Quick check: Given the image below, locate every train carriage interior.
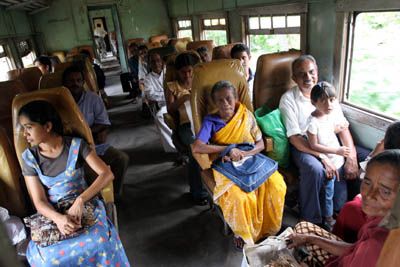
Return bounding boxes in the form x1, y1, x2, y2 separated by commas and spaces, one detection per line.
0, 0, 399, 266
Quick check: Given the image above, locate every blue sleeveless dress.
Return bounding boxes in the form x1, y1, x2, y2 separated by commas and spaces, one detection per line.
22, 138, 130, 267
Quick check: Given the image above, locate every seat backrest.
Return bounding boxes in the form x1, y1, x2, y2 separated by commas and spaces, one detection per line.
146, 42, 163, 49
127, 38, 145, 57
377, 228, 400, 266
19, 67, 42, 92
0, 80, 27, 141
7, 67, 42, 92
149, 46, 177, 62
187, 40, 215, 54
12, 87, 94, 168
53, 61, 73, 73
51, 51, 66, 63
7, 69, 21, 81
173, 37, 192, 53
78, 45, 96, 60
0, 127, 28, 217
253, 50, 302, 110
191, 59, 252, 134
38, 71, 64, 89
149, 34, 169, 44
212, 42, 241, 60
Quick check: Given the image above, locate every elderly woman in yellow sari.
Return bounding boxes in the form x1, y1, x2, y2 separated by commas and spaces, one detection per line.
192, 80, 287, 249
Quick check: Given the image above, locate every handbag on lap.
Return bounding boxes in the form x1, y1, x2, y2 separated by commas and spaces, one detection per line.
24, 198, 97, 247
212, 143, 278, 192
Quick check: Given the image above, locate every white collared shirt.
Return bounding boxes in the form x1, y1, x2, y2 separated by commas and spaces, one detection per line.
279, 86, 348, 138
143, 69, 166, 106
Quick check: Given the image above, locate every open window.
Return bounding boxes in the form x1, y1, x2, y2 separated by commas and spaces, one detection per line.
176, 19, 193, 39
200, 16, 228, 46
0, 44, 13, 81
16, 39, 36, 67
341, 11, 400, 119
240, 4, 306, 71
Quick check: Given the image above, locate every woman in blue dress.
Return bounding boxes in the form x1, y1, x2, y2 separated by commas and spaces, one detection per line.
19, 100, 130, 266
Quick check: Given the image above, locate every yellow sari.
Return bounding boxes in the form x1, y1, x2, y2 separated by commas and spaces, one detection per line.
211, 103, 287, 244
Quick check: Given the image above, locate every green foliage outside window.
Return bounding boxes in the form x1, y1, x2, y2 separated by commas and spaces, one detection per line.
347, 12, 400, 118
204, 30, 227, 46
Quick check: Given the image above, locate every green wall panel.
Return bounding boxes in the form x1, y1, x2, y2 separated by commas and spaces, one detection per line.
31, 0, 171, 53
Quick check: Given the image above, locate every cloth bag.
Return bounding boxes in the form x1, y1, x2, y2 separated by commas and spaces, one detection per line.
212, 143, 278, 192
24, 198, 96, 247
255, 106, 290, 168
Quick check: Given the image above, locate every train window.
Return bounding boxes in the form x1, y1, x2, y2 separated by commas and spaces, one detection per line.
176, 19, 193, 39
245, 14, 302, 70
17, 40, 36, 67
201, 17, 227, 46
344, 11, 400, 119
0, 44, 13, 81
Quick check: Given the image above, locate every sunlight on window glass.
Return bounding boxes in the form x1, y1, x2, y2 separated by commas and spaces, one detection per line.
178, 21, 185, 28
273, 16, 286, 28
204, 19, 211, 26
220, 18, 226, 25
22, 51, 35, 67
204, 30, 227, 46
0, 45, 4, 53
347, 12, 400, 118
260, 17, 271, 29
178, 29, 193, 39
211, 19, 219, 26
249, 17, 259, 29
287, 15, 300, 27
248, 34, 300, 71
0, 56, 12, 82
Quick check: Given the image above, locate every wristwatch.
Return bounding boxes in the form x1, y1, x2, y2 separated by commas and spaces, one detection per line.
319, 153, 328, 160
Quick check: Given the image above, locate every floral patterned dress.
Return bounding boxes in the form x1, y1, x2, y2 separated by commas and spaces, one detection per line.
23, 138, 130, 267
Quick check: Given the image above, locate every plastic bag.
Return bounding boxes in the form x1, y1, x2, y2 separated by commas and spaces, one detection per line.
255, 106, 290, 168
0, 207, 26, 245
242, 228, 301, 267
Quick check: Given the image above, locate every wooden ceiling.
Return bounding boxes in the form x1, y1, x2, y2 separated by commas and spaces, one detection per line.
0, 0, 52, 14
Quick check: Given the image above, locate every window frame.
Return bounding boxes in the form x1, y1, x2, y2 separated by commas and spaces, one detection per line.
173, 17, 194, 40
14, 37, 37, 68
199, 13, 229, 44
238, 3, 307, 52
334, 2, 400, 123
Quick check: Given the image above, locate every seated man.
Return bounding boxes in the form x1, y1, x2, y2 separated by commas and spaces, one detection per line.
62, 65, 129, 198
279, 55, 367, 227
34, 55, 52, 75
127, 43, 141, 99
230, 43, 254, 101
143, 51, 176, 153
196, 46, 211, 63
137, 45, 149, 81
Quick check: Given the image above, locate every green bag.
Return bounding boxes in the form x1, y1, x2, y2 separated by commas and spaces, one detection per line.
255, 106, 290, 168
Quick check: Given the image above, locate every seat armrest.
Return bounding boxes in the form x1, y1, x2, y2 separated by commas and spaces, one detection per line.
190, 144, 212, 170
263, 135, 274, 152
100, 181, 114, 203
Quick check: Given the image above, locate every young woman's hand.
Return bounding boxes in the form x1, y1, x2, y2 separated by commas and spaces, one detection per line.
67, 197, 84, 225
54, 214, 81, 235
336, 146, 350, 157
321, 157, 339, 180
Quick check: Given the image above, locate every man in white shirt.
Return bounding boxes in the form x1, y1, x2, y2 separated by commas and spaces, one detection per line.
143, 51, 176, 153
279, 55, 366, 225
